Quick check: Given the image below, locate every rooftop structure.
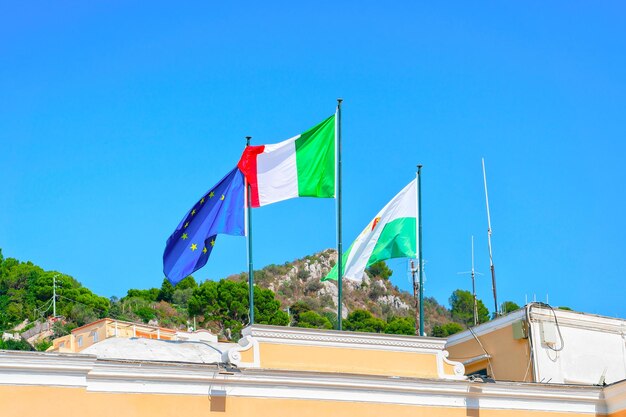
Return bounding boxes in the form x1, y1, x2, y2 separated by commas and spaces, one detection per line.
48, 318, 216, 353
2, 323, 626, 416
446, 303, 626, 385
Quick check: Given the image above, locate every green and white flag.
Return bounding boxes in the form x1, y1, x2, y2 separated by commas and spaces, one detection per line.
324, 178, 417, 282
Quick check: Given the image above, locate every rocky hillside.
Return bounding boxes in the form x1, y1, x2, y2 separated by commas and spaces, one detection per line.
228, 249, 454, 334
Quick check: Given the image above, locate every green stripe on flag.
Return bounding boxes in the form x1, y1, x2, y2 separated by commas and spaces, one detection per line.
322, 217, 415, 281
367, 217, 416, 264
295, 114, 335, 198
322, 242, 352, 281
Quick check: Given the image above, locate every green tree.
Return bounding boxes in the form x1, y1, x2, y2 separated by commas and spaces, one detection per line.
0, 338, 33, 351
125, 288, 159, 302
385, 317, 415, 335
449, 289, 490, 326
344, 310, 386, 333
34, 339, 53, 351
172, 288, 194, 306
366, 261, 392, 280
322, 311, 338, 329
296, 311, 333, 329
431, 322, 464, 338
176, 276, 198, 291
289, 301, 312, 324
188, 279, 287, 340
501, 301, 520, 314
157, 278, 175, 303
135, 306, 157, 323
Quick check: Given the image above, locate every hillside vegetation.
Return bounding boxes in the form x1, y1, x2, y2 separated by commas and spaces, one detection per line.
0, 248, 506, 348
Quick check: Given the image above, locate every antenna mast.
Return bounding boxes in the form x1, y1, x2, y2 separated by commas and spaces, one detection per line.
410, 260, 419, 335
482, 158, 499, 317
471, 236, 478, 326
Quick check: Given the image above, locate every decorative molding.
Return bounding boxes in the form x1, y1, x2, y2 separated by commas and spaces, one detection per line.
0, 351, 610, 414
437, 350, 466, 380
243, 325, 447, 352
0, 350, 96, 388
227, 335, 259, 368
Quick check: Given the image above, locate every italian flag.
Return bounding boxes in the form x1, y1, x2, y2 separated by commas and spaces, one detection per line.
237, 115, 336, 208
324, 179, 418, 282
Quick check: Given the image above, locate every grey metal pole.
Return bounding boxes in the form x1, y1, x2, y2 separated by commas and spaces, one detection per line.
417, 165, 424, 336
246, 136, 254, 325
336, 98, 343, 330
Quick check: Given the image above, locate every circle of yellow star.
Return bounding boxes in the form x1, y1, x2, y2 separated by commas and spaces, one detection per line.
190, 243, 198, 251
181, 233, 188, 240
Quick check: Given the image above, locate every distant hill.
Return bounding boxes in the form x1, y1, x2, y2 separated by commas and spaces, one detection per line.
0, 247, 463, 345
228, 249, 455, 334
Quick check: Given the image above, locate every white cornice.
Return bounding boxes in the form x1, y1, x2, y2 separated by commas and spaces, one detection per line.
446, 310, 526, 346
528, 307, 626, 334
0, 350, 97, 387
447, 307, 626, 348
0, 351, 608, 414
243, 325, 447, 352
602, 379, 626, 413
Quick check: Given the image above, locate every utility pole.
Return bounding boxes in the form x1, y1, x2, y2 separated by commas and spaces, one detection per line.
53, 274, 57, 318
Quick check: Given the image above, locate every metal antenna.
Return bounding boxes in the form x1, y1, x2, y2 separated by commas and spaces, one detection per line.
457, 236, 483, 325
482, 158, 499, 317
410, 260, 419, 335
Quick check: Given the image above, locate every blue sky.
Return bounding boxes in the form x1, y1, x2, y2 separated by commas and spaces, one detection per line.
2, 2, 625, 317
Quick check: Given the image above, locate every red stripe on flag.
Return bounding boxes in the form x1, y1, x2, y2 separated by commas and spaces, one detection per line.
237, 145, 265, 208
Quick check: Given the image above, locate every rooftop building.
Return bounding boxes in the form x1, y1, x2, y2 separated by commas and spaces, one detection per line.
2, 323, 626, 416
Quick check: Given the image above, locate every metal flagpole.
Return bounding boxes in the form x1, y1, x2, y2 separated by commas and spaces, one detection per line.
482, 158, 499, 317
417, 165, 424, 336
336, 98, 343, 330
246, 136, 255, 325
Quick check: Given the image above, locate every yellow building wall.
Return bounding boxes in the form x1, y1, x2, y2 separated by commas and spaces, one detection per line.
447, 323, 533, 382
258, 342, 440, 378
0, 385, 607, 417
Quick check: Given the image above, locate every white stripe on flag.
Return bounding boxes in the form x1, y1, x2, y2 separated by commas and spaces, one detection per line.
257, 135, 300, 206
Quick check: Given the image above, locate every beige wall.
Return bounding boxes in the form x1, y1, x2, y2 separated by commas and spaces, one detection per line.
0, 385, 608, 417
258, 342, 440, 378
447, 323, 533, 382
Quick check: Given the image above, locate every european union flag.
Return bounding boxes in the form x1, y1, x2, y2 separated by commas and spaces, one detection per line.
163, 167, 245, 284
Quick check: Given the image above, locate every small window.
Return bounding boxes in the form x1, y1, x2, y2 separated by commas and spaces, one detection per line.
59, 341, 65, 348
92, 331, 99, 342
77, 336, 83, 347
